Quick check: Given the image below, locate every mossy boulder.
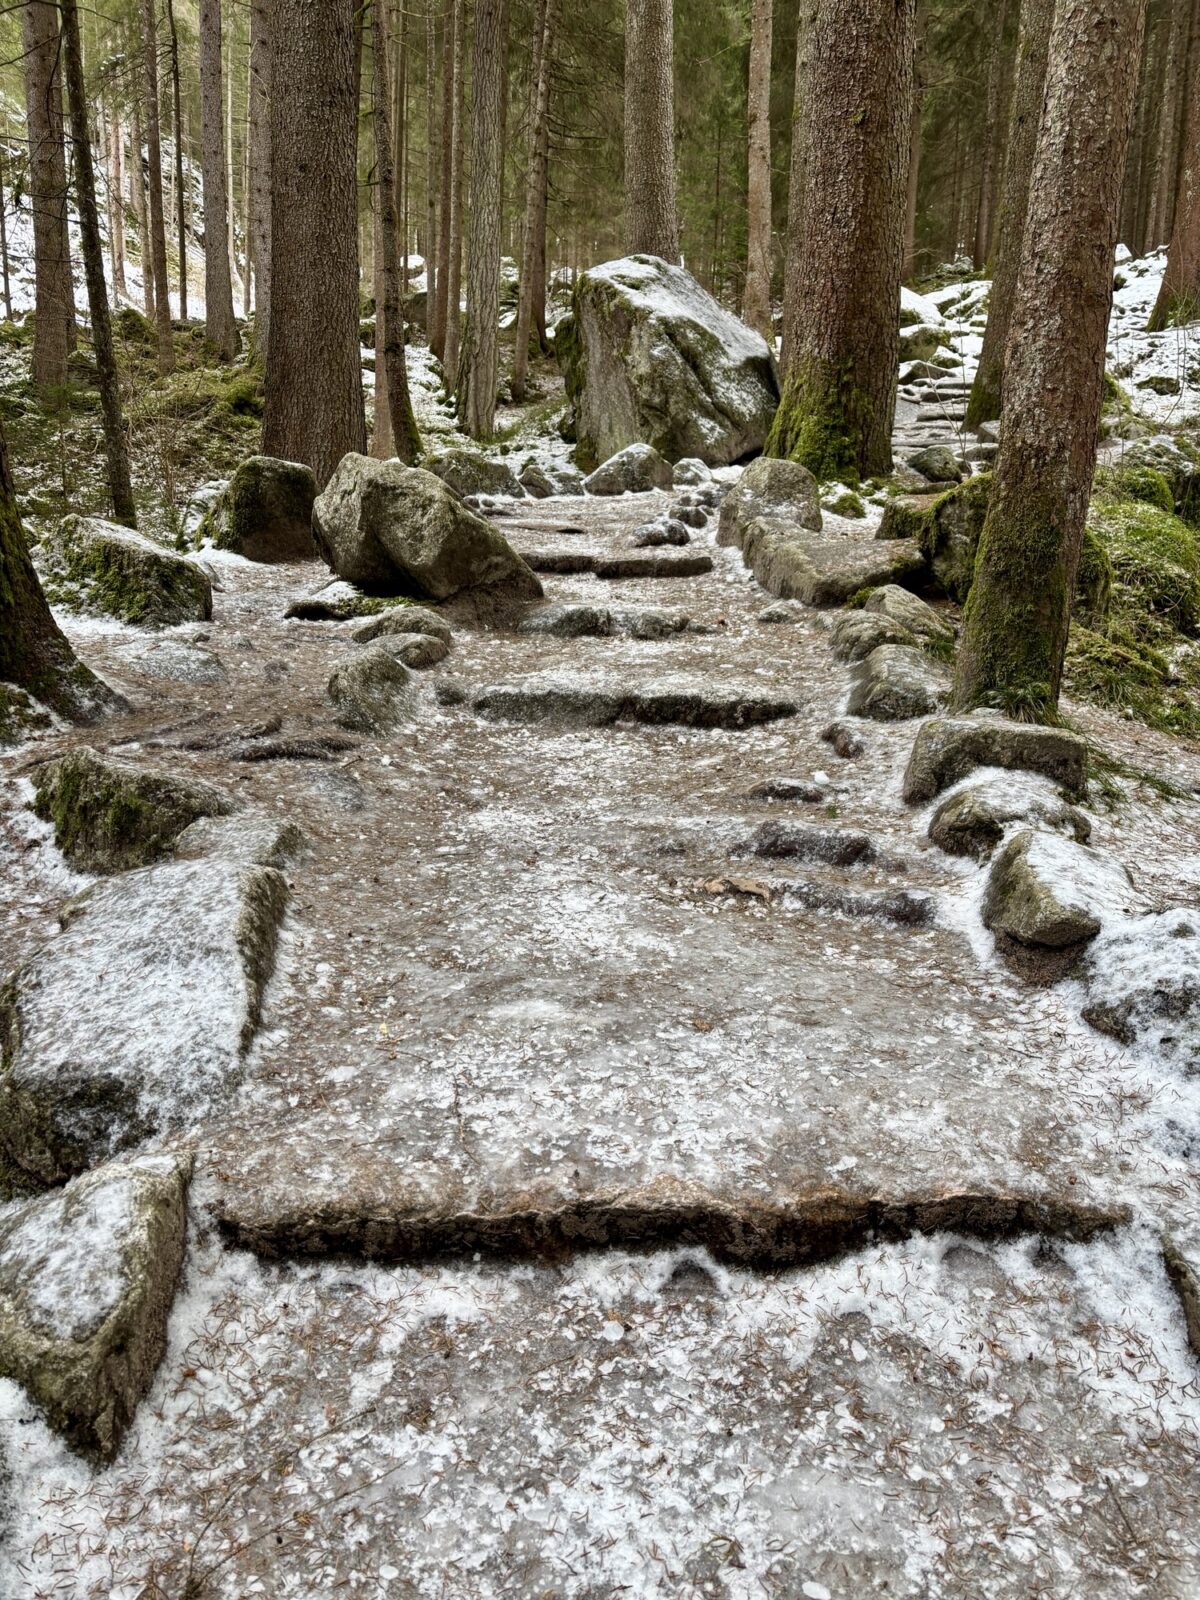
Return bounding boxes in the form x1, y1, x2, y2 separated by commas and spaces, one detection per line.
563, 255, 778, 468
902, 716, 1089, 804
40, 517, 213, 628
845, 644, 949, 721
1094, 464, 1174, 514
897, 325, 947, 364
32, 747, 235, 874
928, 773, 1092, 861
584, 443, 675, 496
327, 647, 420, 732
1086, 491, 1200, 635
113, 305, 156, 346
982, 830, 1134, 950
201, 455, 317, 562
428, 449, 525, 501
717, 457, 823, 550
0, 1152, 190, 1460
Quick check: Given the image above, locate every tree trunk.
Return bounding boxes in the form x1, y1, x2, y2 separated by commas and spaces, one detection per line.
954, 0, 1148, 720
512, 0, 555, 402
373, 0, 422, 462
443, 0, 467, 386
742, 0, 773, 337
780, 0, 818, 374
458, 0, 509, 439
1150, 0, 1192, 244
1149, 0, 1200, 325
200, 0, 239, 359
431, 0, 456, 359
425, 0, 438, 325
973, 0, 1011, 270
166, 0, 187, 321
967, 0, 1054, 430
624, 0, 678, 258
107, 110, 127, 300
263, 0, 366, 487
22, 0, 73, 390
60, 0, 136, 525
0, 139, 13, 320
249, 0, 272, 359
901, 6, 925, 286
767, 0, 915, 482
141, 0, 176, 373
130, 105, 155, 319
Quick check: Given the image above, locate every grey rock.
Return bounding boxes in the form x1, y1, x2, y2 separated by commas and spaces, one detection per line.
1164, 1235, 1200, 1360
672, 458, 713, 486
906, 445, 966, 485
0, 1153, 190, 1460
562, 256, 778, 467
829, 611, 919, 663
173, 813, 308, 869
751, 821, 875, 867
40, 516, 213, 628
671, 504, 708, 529
903, 716, 1089, 804
327, 647, 420, 732
285, 581, 406, 622
32, 746, 235, 873
584, 443, 675, 496
473, 682, 626, 729
748, 776, 829, 804
0, 858, 288, 1185
1081, 909, 1199, 1070
201, 455, 317, 561
863, 584, 954, 643
519, 603, 614, 638
428, 448, 526, 501
738, 517, 927, 606
928, 774, 1092, 861
717, 457, 822, 551
756, 601, 806, 624
845, 644, 949, 722
519, 461, 585, 498
611, 607, 690, 640
982, 830, 1135, 950
821, 720, 866, 759
372, 631, 450, 669
631, 518, 690, 548
471, 678, 796, 732
351, 605, 453, 646
313, 455, 542, 605
594, 551, 712, 579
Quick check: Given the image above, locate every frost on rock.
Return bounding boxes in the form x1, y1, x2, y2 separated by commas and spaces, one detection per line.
902, 716, 1089, 804
983, 830, 1139, 953
0, 1152, 189, 1459
38, 517, 214, 629
928, 769, 1092, 860
0, 859, 288, 1186
1081, 908, 1200, 1070
563, 255, 779, 468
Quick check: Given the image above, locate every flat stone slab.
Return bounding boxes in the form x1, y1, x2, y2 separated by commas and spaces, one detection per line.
0, 1153, 189, 1459
522, 549, 713, 579
903, 716, 1090, 804
471, 675, 798, 731
739, 519, 927, 606
0, 858, 288, 1186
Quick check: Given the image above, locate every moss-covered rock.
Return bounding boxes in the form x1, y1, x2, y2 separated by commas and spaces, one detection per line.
902, 716, 1089, 804
32, 747, 235, 874
982, 830, 1134, 951
200, 455, 317, 562
427, 449, 525, 500
0, 1152, 190, 1460
40, 516, 213, 628
717, 457, 823, 549
897, 325, 947, 364
1086, 492, 1200, 635
928, 774, 1092, 861
112, 305, 156, 346
1094, 464, 1174, 514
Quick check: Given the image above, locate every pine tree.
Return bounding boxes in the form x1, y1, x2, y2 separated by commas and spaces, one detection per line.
249, 0, 272, 359
372, 0, 422, 462
512, 0, 556, 402
624, 0, 678, 258
458, 0, 510, 440
22, 0, 74, 390
1149, 0, 1200, 327
742, 0, 773, 338
141, 0, 177, 374
200, 0, 239, 359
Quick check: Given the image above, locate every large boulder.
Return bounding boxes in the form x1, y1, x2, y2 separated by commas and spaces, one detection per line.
0, 858, 288, 1186
428, 448, 525, 501
584, 443, 674, 496
560, 255, 779, 468
982, 830, 1136, 950
40, 516, 212, 628
717, 458, 822, 551
0, 1153, 190, 1460
200, 455, 317, 562
902, 716, 1089, 804
312, 455, 542, 606
32, 747, 235, 874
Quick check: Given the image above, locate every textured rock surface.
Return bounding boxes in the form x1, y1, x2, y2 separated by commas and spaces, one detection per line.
428, 449, 526, 501
903, 717, 1089, 803
982, 831, 1136, 950
845, 645, 949, 722
562, 255, 778, 467
40, 517, 213, 628
312, 456, 542, 604
201, 456, 317, 562
928, 773, 1093, 860
716, 457, 823, 551
327, 647, 420, 732
0, 859, 288, 1184
471, 675, 797, 731
738, 519, 926, 606
1081, 909, 1199, 1069
350, 605, 453, 646
32, 746, 235, 873
584, 444, 675, 497
863, 584, 954, 643
0, 1153, 189, 1459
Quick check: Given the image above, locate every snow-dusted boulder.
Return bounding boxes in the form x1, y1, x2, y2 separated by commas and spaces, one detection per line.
200, 455, 317, 562
902, 716, 1089, 804
717, 457, 822, 550
559, 255, 779, 468
738, 518, 926, 607
928, 772, 1092, 860
584, 443, 674, 496
351, 605, 453, 646
863, 585, 954, 644
428, 449, 525, 501
982, 830, 1136, 950
845, 644, 948, 722
0, 1153, 189, 1460
0, 859, 288, 1186
829, 609, 918, 663
40, 516, 212, 628
1081, 908, 1200, 1068
312, 456, 542, 606
327, 647, 420, 732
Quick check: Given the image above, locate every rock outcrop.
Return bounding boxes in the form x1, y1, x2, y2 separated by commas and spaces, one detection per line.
201, 456, 317, 561
40, 517, 213, 628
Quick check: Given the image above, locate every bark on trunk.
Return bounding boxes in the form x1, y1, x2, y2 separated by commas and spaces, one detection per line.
0, 141, 13, 320
767, 0, 915, 482
263, 0, 366, 487
1149, 0, 1200, 325
60, 0, 136, 525
249, 0, 272, 359
780, 1, 818, 375
130, 104, 155, 319
512, 0, 555, 402
200, 0, 239, 359
973, 0, 1012, 269
458, 0, 509, 439
443, 0, 467, 386
425, 0, 438, 324
742, 0, 773, 338
624, 0, 678, 259
431, 0, 456, 359
22, 0, 73, 389
141, 0, 176, 373
901, 11, 924, 286
967, 0, 1055, 429
373, 0, 422, 462
166, 0, 187, 321
1149, 0, 1191, 245
107, 110, 127, 300
954, 0, 1148, 720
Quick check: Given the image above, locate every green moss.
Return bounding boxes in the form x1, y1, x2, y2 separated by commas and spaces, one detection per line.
0, 684, 52, 747
826, 489, 866, 519
113, 306, 156, 346
766, 357, 872, 486
1094, 464, 1174, 514
843, 588, 876, 610
1087, 495, 1200, 634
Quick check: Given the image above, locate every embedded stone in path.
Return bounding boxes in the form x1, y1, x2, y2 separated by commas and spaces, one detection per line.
737, 518, 926, 606
327, 647, 420, 733
982, 830, 1137, 952
717, 457, 823, 551
471, 675, 798, 731
0, 857, 288, 1185
32, 746, 235, 874
1080, 909, 1199, 1071
863, 584, 955, 644
747, 776, 830, 804
1163, 1235, 1200, 1358
40, 516, 213, 628
522, 549, 713, 579
830, 611, 918, 664
351, 605, 454, 646
751, 821, 876, 867
0, 1153, 190, 1460
845, 644, 949, 722
584, 443, 675, 496
928, 773, 1093, 861
518, 603, 690, 640
903, 716, 1089, 804
173, 812, 307, 869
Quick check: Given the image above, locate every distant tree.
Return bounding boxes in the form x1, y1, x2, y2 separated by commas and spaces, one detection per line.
780, 0, 817, 374
458, 0, 509, 440
954, 0, 1148, 720
967, 0, 1055, 429
165, 0, 188, 323
1149, 0, 1200, 328
624, 0, 678, 258
200, 0, 239, 359
742, 0, 773, 338
22, 0, 74, 390
513, 0, 556, 402
431, 0, 457, 360
248, 0, 272, 359
263, 0, 366, 485
140, 0, 176, 373
371, 0, 421, 462
129, 103, 156, 321
768, 0, 915, 481
443, 0, 467, 386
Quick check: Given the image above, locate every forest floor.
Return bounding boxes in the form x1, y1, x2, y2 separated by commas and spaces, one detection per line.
2, 257, 1200, 1597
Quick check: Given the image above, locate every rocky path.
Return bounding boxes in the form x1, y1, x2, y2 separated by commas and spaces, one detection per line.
3, 480, 1200, 1597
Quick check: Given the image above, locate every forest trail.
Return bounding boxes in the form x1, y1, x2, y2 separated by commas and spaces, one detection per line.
4, 477, 1200, 1596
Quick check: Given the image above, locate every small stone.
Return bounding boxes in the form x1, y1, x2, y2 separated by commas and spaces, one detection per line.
821, 720, 866, 759
373, 631, 450, 669
717, 457, 822, 550
845, 644, 948, 721
751, 821, 875, 867
428, 448, 525, 500
906, 445, 966, 484
518, 603, 614, 638
1080, 909, 1199, 1068
327, 647, 420, 733
982, 830, 1135, 950
351, 606, 453, 645
612, 608, 690, 640
748, 777, 828, 804
434, 678, 469, 707
631, 518, 690, 548
672, 504, 708, 529
671, 458, 713, 487
756, 601, 805, 625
